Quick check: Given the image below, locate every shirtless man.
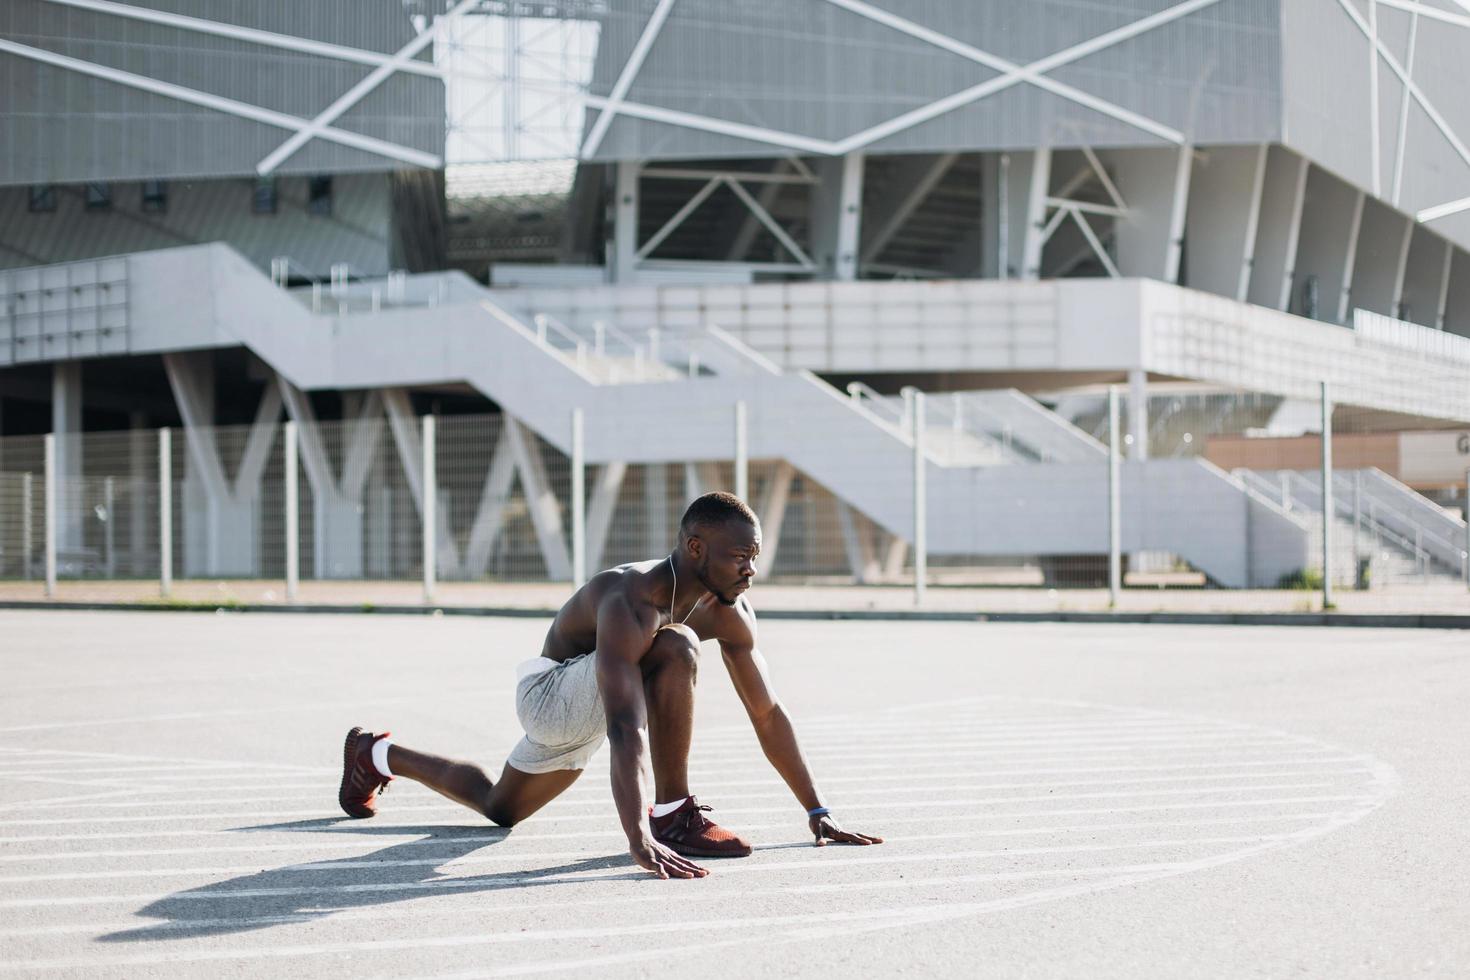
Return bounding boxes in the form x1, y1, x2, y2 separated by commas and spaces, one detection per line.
338, 491, 883, 879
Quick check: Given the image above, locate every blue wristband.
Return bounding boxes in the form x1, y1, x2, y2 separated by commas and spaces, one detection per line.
807, 806, 830, 818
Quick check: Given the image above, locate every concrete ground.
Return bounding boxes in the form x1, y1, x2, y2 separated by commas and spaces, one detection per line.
0, 610, 1466, 978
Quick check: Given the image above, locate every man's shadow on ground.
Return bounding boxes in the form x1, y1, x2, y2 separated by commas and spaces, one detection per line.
100, 818, 640, 943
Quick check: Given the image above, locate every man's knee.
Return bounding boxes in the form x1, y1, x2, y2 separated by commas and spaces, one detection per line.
485, 803, 519, 828
645, 624, 699, 678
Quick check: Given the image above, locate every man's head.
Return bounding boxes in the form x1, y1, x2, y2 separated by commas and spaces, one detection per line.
677, 492, 761, 606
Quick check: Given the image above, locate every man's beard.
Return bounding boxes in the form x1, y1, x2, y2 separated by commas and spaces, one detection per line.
696, 557, 739, 606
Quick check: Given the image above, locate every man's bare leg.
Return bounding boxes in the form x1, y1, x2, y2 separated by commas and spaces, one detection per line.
643, 624, 699, 803
387, 745, 582, 827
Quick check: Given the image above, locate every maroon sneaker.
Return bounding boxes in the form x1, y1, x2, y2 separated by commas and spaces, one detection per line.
338, 726, 392, 819
650, 797, 752, 858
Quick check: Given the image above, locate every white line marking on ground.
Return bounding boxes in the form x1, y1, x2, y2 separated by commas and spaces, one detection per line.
0, 781, 1350, 829
0, 767, 1370, 813
0, 833, 1298, 905
0, 810, 1351, 867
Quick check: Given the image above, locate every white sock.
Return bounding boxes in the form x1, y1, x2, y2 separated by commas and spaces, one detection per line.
371, 736, 394, 778
650, 797, 688, 818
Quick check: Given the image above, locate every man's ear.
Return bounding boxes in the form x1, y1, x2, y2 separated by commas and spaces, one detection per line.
684, 534, 704, 561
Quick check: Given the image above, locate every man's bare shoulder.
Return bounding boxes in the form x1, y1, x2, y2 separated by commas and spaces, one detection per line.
583, 559, 666, 616
705, 594, 758, 650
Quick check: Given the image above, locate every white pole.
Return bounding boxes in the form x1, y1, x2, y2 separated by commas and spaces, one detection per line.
43, 433, 56, 598
734, 400, 749, 502
1108, 385, 1122, 605
103, 475, 115, 578
1321, 381, 1333, 609
422, 414, 436, 604
1464, 467, 1469, 591
911, 389, 927, 606
21, 472, 33, 581
285, 420, 299, 602
159, 428, 172, 598
571, 408, 586, 588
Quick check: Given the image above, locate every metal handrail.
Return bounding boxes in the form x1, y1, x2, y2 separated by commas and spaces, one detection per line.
532, 314, 588, 369
1251, 468, 1461, 570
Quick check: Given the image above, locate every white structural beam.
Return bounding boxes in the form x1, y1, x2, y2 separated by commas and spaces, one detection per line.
1290, 166, 1361, 320
464, 423, 519, 579
586, 461, 629, 572
1109, 146, 1191, 282
861, 153, 958, 264
257, 0, 475, 174
1184, 145, 1268, 301
1390, 8, 1420, 206
50, 361, 83, 552
162, 353, 230, 504
1243, 147, 1301, 310
39, 0, 443, 77
1337, 191, 1367, 324
726, 176, 817, 270
810, 154, 864, 279
0, 38, 440, 170
338, 391, 386, 500
1330, 0, 1470, 224
835, 501, 882, 583
504, 416, 573, 581
726, 161, 795, 261
232, 381, 284, 498
611, 161, 641, 282
580, 0, 679, 158
756, 461, 795, 576
578, 0, 1213, 159
1021, 148, 1053, 280
818, 0, 1207, 148
1437, 242, 1455, 330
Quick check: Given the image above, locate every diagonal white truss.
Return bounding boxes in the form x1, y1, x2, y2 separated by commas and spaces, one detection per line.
634, 168, 815, 269
38, 0, 442, 77
581, 0, 1220, 160
1333, 0, 1470, 224
10, 0, 445, 174
256, 0, 478, 174
0, 37, 441, 169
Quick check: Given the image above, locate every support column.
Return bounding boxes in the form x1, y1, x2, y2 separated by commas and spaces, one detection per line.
610, 160, 640, 283
1019, 149, 1052, 280
1346, 197, 1407, 317
733, 401, 748, 502
1108, 387, 1122, 605
128, 411, 149, 575
644, 462, 668, 555
1183, 145, 1266, 299
1291, 167, 1364, 323
1109, 146, 1192, 282
756, 461, 795, 575
51, 361, 82, 554
1248, 149, 1310, 311
1128, 369, 1149, 461
811, 153, 865, 280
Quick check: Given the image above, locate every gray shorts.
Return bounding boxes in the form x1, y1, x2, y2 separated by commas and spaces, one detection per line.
505, 653, 606, 774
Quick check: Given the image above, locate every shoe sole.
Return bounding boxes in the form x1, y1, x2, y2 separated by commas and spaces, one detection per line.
338, 726, 374, 819
655, 839, 752, 859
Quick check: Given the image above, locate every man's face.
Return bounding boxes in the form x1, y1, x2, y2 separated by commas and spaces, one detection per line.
691, 520, 761, 606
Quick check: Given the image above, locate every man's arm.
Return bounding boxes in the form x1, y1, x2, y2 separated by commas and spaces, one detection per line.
718, 602, 883, 847
595, 594, 708, 879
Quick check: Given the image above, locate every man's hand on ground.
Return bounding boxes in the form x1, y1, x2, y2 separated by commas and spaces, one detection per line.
809, 812, 884, 847
631, 836, 709, 878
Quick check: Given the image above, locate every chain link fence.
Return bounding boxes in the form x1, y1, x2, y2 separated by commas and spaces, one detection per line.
1, 387, 1465, 606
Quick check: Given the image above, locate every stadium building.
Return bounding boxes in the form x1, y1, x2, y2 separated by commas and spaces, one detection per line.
2, 0, 1468, 590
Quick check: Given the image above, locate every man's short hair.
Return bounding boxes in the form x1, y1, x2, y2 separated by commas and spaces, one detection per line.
679, 491, 758, 539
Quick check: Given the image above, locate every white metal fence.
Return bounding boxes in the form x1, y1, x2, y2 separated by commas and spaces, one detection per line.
2, 389, 1466, 604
